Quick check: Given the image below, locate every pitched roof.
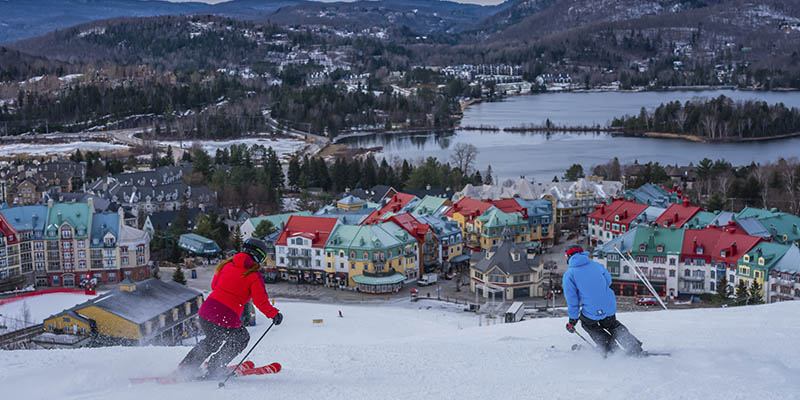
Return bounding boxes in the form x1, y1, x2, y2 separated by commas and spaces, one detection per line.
386, 213, 432, 244
623, 183, 676, 207
741, 241, 792, 270
736, 207, 780, 220
709, 211, 736, 227
654, 201, 703, 228
325, 222, 414, 251
632, 226, 685, 255
490, 199, 524, 214
477, 207, 524, 229
337, 195, 366, 206
361, 193, 418, 225
734, 217, 771, 238
472, 237, 540, 275
247, 211, 312, 232
411, 195, 449, 216
178, 233, 221, 255
60, 279, 201, 325
681, 226, 762, 265
275, 215, 338, 248
589, 199, 649, 226
0, 205, 47, 232
685, 211, 717, 229
146, 208, 204, 231
773, 245, 800, 274
758, 213, 800, 244
445, 197, 492, 219
594, 227, 638, 256
90, 212, 120, 248
513, 198, 554, 219
46, 202, 91, 238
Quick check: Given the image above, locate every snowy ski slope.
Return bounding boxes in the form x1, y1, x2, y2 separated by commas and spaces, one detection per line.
1, 300, 798, 400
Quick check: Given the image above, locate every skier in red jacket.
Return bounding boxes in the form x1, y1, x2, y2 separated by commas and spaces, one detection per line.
180, 238, 283, 379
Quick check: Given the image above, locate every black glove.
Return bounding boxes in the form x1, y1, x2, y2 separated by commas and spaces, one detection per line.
273, 312, 283, 326
566, 318, 579, 333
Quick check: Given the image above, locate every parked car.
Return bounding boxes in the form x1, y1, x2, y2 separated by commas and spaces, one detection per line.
418, 273, 438, 286
636, 296, 658, 306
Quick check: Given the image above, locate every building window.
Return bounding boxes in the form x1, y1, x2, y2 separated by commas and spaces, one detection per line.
669, 269, 675, 277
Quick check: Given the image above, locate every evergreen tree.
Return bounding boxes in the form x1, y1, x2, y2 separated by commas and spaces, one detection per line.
717, 274, 731, 300
749, 280, 764, 305
707, 193, 725, 212
564, 164, 585, 181
735, 279, 749, 305
192, 148, 212, 178
484, 165, 494, 185
70, 149, 84, 163
172, 266, 187, 285
288, 158, 302, 189
165, 145, 174, 166
231, 226, 243, 251
472, 171, 483, 185
253, 220, 277, 238
399, 160, 413, 189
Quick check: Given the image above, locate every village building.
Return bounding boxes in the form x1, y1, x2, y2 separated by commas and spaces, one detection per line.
324, 222, 418, 291
445, 197, 493, 250
240, 211, 312, 241
736, 242, 797, 302
765, 246, 800, 303
385, 213, 437, 273
274, 216, 339, 283
587, 199, 649, 246
654, 199, 703, 229
361, 193, 419, 225
469, 230, 542, 300
43, 278, 203, 346
413, 214, 465, 273
681, 225, 762, 297
177, 233, 222, 257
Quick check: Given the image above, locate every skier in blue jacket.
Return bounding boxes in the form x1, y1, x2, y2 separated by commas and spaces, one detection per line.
562, 245, 643, 356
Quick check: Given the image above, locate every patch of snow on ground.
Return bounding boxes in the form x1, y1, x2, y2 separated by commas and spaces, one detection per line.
0, 293, 97, 333
0, 142, 128, 157
58, 74, 84, 83
2, 300, 800, 399
159, 137, 306, 160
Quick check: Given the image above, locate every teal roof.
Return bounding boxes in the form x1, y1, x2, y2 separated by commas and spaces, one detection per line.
477, 207, 523, 229
411, 196, 448, 216
737, 207, 780, 220
352, 273, 405, 285
739, 241, 791, 270
90, 213, 120, 248
178, 233, 222, 255
326, 222, 415, 254
685, 211, 716, 229
623, 184, 676, 208
0, 205, 47, 232
632, 226, 685, 256
758, 213, 800, 244
46, 202, 91, 239
248, 211, 312, 231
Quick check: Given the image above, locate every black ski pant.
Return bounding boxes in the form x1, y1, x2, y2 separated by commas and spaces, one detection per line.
579, 314, 642, 355
180, 318, 250, 372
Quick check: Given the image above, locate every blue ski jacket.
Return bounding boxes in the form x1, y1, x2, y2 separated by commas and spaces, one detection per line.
562, 252, 616, 320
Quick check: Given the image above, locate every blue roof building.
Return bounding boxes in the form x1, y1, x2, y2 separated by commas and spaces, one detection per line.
90, 213, 120, 248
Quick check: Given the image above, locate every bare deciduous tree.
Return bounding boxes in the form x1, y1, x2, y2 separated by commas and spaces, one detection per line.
450, 143, 479, 175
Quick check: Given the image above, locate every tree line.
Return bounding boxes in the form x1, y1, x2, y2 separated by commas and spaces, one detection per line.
610, 95, 800, 140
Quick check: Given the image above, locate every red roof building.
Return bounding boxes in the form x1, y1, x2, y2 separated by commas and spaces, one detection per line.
387, 213, 439, 271
361, 193, 418, 225
275, 216, 339, 248
588, 198, 649, 245
681, 225, 763, 270
655, 198, 703, 228
489, 199, 525, 216
445, 197, 492, 220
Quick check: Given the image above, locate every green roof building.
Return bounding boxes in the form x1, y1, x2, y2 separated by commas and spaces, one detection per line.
242, 211, 312, 240
410, 195, 449, 216
178, 233, 222, 256
324, 222, 418, 293
473, 207, 528, 250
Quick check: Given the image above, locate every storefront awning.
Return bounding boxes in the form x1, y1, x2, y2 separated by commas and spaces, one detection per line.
449, 254, 471, 263
352, 273, 405, 286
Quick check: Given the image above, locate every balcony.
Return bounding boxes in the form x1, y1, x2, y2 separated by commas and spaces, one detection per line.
679, 275, 705, 282
287, 252, 311, 260
679, 287, 706, 295
404, 249, 416, 257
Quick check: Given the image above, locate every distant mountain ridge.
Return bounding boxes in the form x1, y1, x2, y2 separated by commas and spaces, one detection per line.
0, 0, 511, 44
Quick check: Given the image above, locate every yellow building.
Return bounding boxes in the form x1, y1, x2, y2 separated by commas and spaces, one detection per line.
44, 278, 203, 345
324, 222, 419, 292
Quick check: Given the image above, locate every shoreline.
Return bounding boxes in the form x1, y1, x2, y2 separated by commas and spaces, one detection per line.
633, 130, 800, 144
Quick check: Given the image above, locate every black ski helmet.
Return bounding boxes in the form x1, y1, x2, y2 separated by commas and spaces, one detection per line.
242, 238, 269, 264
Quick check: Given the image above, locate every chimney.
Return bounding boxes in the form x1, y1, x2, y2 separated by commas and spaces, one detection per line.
673, 212, 679, 224
682, 197, 690, 207
87, 197, 94, 212
730, 242, 737, 255
624, 210, 628, 218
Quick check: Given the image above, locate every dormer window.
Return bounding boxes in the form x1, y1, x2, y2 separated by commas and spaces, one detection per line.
696, 247, 704, 255
758, 257, 765, 266
639, 244, 646, 252
720, 250, 726, 257
657, 245, 663, 253
743, 255, 750, 262
615, 215, 620, 221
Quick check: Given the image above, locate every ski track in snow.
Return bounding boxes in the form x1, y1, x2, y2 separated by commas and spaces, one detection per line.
2, 300, 799, 399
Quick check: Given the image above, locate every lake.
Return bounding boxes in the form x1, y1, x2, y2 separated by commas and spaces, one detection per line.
338, 90, 800, 182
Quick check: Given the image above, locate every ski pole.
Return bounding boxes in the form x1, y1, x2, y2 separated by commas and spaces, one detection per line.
573, 329, 596, 349
219, 321, 275, 388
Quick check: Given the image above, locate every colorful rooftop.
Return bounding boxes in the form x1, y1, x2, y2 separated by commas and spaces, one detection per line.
275, 215, 339, 248
654, 200, 703, 228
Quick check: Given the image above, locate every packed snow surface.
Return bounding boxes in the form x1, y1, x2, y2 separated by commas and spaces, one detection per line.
2, 300, 799, 400
0, 293, 97, 332
0, 142, 128, 157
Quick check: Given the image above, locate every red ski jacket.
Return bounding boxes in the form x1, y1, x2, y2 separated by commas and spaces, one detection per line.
198, 252, 280, 328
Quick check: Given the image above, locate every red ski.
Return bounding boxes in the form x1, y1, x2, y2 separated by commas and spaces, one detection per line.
130, 361, 280, 384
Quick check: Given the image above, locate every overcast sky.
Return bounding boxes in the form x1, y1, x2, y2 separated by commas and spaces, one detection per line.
167, 0, 507, 6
